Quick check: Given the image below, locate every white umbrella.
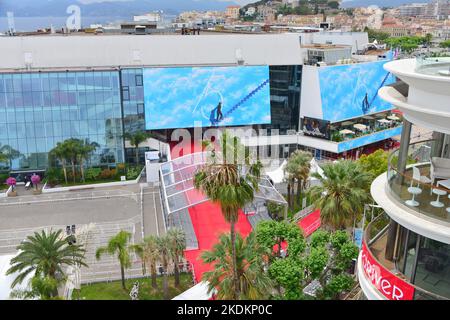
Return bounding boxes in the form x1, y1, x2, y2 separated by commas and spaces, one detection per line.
340, 129, 355, 135
377, 119, 392, 124
353, 123, 367, 131
387, 115, 400, 121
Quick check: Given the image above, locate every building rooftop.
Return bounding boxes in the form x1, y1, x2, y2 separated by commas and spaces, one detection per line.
0, 33, 303, 72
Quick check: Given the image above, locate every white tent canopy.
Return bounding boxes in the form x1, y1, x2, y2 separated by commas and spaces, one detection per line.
172, 281, 213, 300
265, 158, 325, 184
0, 254, 34, 300
265, 160, 287, 184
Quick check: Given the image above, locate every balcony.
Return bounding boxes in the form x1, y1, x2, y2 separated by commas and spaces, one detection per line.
379, 58, 450, 135
387, 139, 450, 224
358, 214, 449, 300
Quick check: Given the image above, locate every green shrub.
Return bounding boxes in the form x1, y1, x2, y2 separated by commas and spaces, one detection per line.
46, 168, 63, 186
99, 169, 117, 180
0, 173, 9, 184
85, 167, 102, 181
126, 167, 141, 180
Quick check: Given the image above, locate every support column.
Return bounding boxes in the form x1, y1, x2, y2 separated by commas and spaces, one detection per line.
397, 119, 412, 175
431, 131, 445, 158
384, 219, 398, 261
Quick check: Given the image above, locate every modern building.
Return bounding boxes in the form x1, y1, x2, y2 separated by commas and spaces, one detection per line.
0, 33, 301, 173
0, 31, 398, 176
357, 58, 450, 300
398, 3, 427, 17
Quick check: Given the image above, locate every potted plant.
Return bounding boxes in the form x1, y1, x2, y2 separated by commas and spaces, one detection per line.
31, 174, 41, 195
6, 177, 17, 197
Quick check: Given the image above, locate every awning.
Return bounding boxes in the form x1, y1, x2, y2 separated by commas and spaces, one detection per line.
159, 151, 287, 215
340, 121, 354, 126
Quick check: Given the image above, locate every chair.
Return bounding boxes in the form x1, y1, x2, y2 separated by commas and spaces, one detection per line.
431, 157, 450, 186
406, 166, 422, 207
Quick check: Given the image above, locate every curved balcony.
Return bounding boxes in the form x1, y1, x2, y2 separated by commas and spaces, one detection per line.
371, 139, 450, 244
378, 58, 450, 135
357, 214, 448, 300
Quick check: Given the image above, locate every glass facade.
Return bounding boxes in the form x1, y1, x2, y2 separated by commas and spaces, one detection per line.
0, 71, 124, 171
120, 68, 148, 164
395, 226, 450, 299
258, 65, 302, 134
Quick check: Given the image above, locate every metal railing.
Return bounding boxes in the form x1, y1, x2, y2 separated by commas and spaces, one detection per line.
387, 139, 450, 223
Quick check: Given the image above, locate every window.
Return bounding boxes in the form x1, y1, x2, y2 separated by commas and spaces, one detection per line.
135, 74, 143, 86
122, 86, 130, 101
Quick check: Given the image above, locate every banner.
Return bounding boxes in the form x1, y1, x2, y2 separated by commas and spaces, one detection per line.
361, 241, 415, 300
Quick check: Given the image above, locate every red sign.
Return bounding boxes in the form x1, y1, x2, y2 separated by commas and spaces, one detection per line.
361, 241, 415, 300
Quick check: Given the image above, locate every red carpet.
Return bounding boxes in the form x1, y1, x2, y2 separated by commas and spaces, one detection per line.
298, 209, 321, 237
170, 140, 252, 283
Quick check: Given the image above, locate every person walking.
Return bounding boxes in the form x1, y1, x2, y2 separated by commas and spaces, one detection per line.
216, 102, 223, 121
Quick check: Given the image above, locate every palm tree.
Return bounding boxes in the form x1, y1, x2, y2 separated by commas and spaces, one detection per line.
285, 150, 312, 208
0, 144, 20, 170
201, 232, 273, 300
124, 131, 150, 165
6, 229, 87, 298
49, 142, 69, 184
77, 139, 99, 182
166, 228, 186, 288
95, 230, 132, 290
308, 160, 371, 230
194, 131, 261, 299
156, 235, 171, 299
130, 235, 160, 289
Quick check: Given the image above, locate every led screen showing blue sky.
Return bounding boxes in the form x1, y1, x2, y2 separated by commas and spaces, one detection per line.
143, 66, 271, 129
318, 61, 395, 122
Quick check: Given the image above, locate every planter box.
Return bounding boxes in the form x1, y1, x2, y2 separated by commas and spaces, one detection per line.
42, 168, 144, 194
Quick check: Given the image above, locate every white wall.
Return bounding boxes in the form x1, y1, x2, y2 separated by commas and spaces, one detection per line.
0, 33, 303, 71
300, 65, 323, 120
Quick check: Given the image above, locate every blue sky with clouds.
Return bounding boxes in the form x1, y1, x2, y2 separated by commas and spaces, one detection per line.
144, 66, 271, 129
318, 60, 395, 122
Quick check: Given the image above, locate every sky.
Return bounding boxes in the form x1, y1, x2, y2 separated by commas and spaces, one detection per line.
143, 66, 271, 130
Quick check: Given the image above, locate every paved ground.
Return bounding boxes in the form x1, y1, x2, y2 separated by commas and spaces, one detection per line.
0, 183, 165, 283
0, 185, 142, 230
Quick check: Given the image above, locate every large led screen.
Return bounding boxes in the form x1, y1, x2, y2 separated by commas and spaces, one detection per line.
318, 61, 395, 122
143, 66, 271, 129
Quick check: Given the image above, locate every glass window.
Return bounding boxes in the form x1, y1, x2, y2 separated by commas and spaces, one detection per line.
414, 237, 450, 299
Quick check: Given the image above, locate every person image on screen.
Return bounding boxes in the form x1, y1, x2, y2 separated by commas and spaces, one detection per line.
216, 102, 223, 121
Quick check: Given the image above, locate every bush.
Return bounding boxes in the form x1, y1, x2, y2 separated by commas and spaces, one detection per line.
0, 173, 9, 184
46, 168, 63, 186
99, 169, 117, 180
85, 168, 102, 181
117, 163, 126, 174
126, 167, 141, 180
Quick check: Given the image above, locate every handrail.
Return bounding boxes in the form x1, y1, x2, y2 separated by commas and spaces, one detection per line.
364, 214, 448, 300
